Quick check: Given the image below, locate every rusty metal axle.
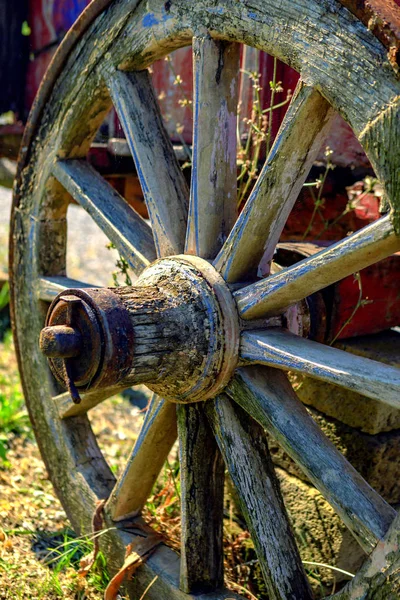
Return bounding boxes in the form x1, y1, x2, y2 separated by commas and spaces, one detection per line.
40, 325, 82, 358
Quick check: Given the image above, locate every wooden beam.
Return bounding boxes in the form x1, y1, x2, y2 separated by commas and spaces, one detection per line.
327, 509, 400, 599
178, 403, 224, 593
240, 328, 400, 408
107, 395, 177, 520
214, 83, 332, 282
185, 36, 239, 259
235, 215, 400, 319
206, 396, 313, 600
52, 159, 156, 274
228, 366, 396, 553
38, 276, 96, 302
56, 385, 127, 419
105, 68, 189, 258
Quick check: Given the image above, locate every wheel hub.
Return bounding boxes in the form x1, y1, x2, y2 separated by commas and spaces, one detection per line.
40, 256, 240, 403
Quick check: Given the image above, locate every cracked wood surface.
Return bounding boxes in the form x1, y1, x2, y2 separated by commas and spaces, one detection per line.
107, 395, 177, 521
235, 215, 400, 320
240, 328, 400, 408
206, 396, 313, 600
327, 510, 400, 599
214, 83, 333, 282
105, 68, 189, 258
52, 159, 156, 274
185, 36, 239, 259
178, 403, 225, 594
9, 1, 400, 598
228, 367, 396, 553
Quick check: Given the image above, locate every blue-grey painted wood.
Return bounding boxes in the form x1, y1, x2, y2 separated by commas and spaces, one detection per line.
240, 328, 400, 408
235, 215, 400, 319
107, 394, 177, 520
206, 396, 313, 600
38, 276, 96, 302
52, 159, 156, 274
185, 36, 239, 259
105, 68, 189, 258
214, 83, 332, 282
228, 367, 396, 553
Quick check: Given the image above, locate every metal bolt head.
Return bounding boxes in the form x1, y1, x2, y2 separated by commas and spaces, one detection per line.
43, 293, 102, 388
40, 325, 83, 358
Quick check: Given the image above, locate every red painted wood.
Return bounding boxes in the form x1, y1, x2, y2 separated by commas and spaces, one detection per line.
329, 252, 400, 339
28, 0, 90, 51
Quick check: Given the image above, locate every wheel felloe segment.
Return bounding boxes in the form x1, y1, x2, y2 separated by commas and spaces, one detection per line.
10, 0, 400, 598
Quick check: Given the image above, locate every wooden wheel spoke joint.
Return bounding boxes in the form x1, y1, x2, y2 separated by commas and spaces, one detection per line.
39, 256, 240, 404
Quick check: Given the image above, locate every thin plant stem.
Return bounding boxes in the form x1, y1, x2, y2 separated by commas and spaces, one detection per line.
330, 272, 372, 345
302, 561, 354, 578
139, 575, 159, 600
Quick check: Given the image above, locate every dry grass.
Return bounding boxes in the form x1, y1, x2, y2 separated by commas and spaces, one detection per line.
0, 331, 338, 600
0, 331, 264, 599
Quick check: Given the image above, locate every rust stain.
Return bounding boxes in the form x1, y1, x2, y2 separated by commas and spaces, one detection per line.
339, 0, 400, 71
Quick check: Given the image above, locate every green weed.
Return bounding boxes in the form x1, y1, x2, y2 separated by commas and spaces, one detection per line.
0, 330, 31, 464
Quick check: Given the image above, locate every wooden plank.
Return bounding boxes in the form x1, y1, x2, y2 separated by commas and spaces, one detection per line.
55, 385, 127, 419
240, 328, 400, 408
228, 367, 396, 553
11, 1, 400, 598
38, 276, 96, 302
107, 395, 177, 520
360, 95, 400, 235
185, 36, 239, 259
206, 396, 313, 600
235, 214, 400, 319
327, 510, 400, 600
52, 159, 156, 274
105, 68, 189, 258
214, 83, 332, 282
177, 403, 224, 593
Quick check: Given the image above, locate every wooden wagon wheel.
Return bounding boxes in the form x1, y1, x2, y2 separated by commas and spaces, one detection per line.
10, 0, 400, 598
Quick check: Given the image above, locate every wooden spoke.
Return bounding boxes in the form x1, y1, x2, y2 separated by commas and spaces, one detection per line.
38, 276, 96, 302
214, 83, 332, 282
235, 214, 400, 319
206, 396, 313, 600
105, 68, 189, 257
185, 36, 239, 259
240, 328, 400, 408
56, 385, 127, 419
330, 510, 400, 600
107, 395, 177, 521
228, 367, 396, 553
52, 159, 156, 273
177, 403, 224, 594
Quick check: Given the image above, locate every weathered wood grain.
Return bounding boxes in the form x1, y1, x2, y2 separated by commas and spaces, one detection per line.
206, 396, 313, 600
185, 36, 239, 259
10, 0, 400, 598
52, 159, 156, 274
55, 385, 127, 418
105, 68, 189, 257
327, 510, 400, 600
360, 96, 400, 234
38, 276, 96, 302
240, 328, 400, 408
177, 403, 225, 594
215, 83, 333, 282
228, 367, 396, 553
107, 395, 177, 520
235, 215, 400, 319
